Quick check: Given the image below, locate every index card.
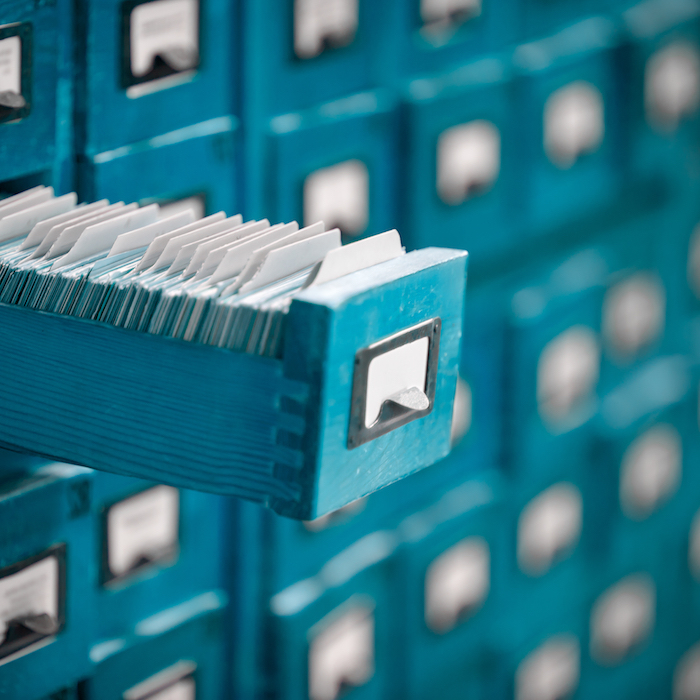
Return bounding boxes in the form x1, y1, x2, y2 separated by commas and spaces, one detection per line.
109, 209, 196, 258
209, 222, 300, 285
0, 187, 53, 218
43, 204, 132, 260
0, 186, 47, 212
0, 193, 77, 243
238, 228, 341, 294
190, 219, 270, 280
20, 201, 107, 251
134, 212, 226, 273
164, 214, 244, 274
52, 204, 160, 269
307, 229, 404, 287
31, 203, 120, 259
227, 222, 326, 294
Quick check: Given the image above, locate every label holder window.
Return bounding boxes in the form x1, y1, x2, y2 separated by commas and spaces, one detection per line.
348, 318, 441, 449
0, 544, 66, 663
120, 0, 201, 90
0, 22, 32, 125
101, 485, 180, 587
123, 660, 197, 700
293, 0, 359, 61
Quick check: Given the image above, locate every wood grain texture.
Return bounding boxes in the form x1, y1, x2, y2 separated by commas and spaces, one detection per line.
0, 302, 308, 508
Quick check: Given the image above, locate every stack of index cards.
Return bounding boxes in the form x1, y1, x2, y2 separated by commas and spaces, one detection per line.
0, 185, 404, 357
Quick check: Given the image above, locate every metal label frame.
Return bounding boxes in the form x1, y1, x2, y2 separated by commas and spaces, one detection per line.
0, 22, 32, 125
120, 0, 202, 89
100, 485, 180, 588
0, 543, 66, 661
347, 317, 441, 449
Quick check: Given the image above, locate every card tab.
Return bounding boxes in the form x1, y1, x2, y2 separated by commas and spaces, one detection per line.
190, 219, 270, 279
307, 229, 404, 287
109, 209, 195, 257
33, 203, 121, 259
0, 193, 78, 243
165, 214, 243, 274
53, 204, 160, 269
44, 204, 132, 261
0, 187, 53, 219
236, 225, 338, 294
239, 228, 341, 294
0, 186, 46, 211
134, 212, 226, 273
20, 201, 107, 251
209, 222, 300, 285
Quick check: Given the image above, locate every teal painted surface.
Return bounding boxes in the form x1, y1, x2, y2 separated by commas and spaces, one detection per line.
2, 0, 700, 696
73, 0, 236, 155
78, 117, 240, 216
90, 472, 226, 642
0, 464, 94, 700
81, 600, 227, 700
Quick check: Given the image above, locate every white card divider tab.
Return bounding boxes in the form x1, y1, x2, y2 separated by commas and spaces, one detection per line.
0, 187, 54, 218
45, 203, 134, 261
151, 213, 239, 272
20, 201, 107, 251
166, 214, 244, 275
307, 229, 404, 287
238, 228, 342, 294
206, 223, 288, 287
226, 221, 327, 295
209, 222, 300, 286
0, 185, 47, 212
184, 219, 266, 278
190, 219, 270, 280
109, 209, 196, 258
32, 203, 121, 260
167, 228, 239, 277
0, 193, 78, 243
134, 211, 226, 273
52, 204, 161, 270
